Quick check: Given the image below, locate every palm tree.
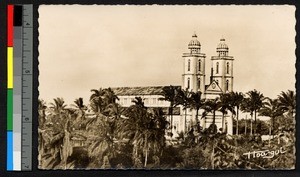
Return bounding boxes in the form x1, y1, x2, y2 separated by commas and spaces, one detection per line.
176, 88, 191, 131
277, 90, 296, 116
90, 88, 106, 113
48, 97, 68, 131
189, 91, 204, 132
241, 98, 253, 135
122, 97, 148, 167
103, 88, 119, 105
121, 97, 167, 168
144, 108, 168, 167
38, 99, 47, 168
102, 88, 120, 116
49, 97, 67, 115
41, 97, 72, 169
38, 99, 47, 128
86, 89, 121, 168
132, 96, 145, 108
71, 98, 87, 130
159, 85, 179, 132
90, 88, 119, 115
105, 102, 126, 142
246, 90, 265, 134
259, 98, 283, 136
230, 92, 244, 135
72, 97, 86, 110
219, 93, 235, 133
86, 112, 116, 168
202, 98, 221, 133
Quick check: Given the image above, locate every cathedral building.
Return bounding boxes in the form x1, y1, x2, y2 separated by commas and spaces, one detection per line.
113, 34, 235, 136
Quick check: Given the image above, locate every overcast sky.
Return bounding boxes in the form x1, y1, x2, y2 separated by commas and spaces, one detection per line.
38, 5, 296, 105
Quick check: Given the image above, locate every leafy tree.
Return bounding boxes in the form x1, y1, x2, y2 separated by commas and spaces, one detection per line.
102, 88, 119, 107
122, 97, 149, 167
235, 119, 269, 135
241, 97, 253, 135
277, 90, 296, 116
159, 85, 179, 132
189, 91, 204, 132
90, 88, 106, 113
86, 113, 117, 168
202, 98, 221, 132
179, 145, 206, 169
219, 93, 235, 133
49, 97, 67, 116
259, 98, 283, 137
40, 97, 73, 169
86, 89, 120, 168
176, 88, 191, 131
246, 90, 265, 134
146, 108, 168, 167
38, 99, 47, 168
71, 97, 88, 130
38, 89, 296, 170
122, 97, 167, 168
229, 92, 244, 135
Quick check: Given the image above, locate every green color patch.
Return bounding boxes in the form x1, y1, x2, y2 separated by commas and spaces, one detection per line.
7, 89, 13, 131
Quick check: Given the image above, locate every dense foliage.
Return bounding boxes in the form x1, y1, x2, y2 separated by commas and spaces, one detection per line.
38, 88, 295, 169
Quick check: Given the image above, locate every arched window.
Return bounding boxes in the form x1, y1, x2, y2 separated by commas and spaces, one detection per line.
188, 59, 191, 71
197, 79, 201, 89
226, 62, 230, 74
226, 80, 229, 91
198, 60, 201, 71
216, 62, 219, 74
187, 78, 190, 89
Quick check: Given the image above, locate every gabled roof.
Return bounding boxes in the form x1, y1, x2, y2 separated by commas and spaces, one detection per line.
111, 86, 181, 96
205, 80, 223, 94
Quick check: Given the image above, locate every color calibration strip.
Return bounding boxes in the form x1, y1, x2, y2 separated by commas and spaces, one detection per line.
7, 4, 33, 171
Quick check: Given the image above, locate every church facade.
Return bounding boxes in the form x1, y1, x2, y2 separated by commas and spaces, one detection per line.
113, 34, 234, 136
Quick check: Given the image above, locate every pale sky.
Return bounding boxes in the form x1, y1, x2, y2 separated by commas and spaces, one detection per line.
38, 5, 296, 105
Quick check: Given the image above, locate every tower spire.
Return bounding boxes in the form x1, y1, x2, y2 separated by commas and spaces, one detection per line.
193, 31, 197, 38
211, 38, 234, 93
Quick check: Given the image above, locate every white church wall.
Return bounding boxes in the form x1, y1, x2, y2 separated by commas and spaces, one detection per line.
117, 95, 170, 107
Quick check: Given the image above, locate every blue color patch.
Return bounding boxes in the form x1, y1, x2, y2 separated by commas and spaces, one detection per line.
7, 131, 13, 170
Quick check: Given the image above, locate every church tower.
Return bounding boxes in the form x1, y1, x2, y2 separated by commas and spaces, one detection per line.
211, 38, 234, 93
182, 34, 206, 92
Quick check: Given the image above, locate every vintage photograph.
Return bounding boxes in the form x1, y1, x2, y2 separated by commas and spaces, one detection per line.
38, 5, 296, 169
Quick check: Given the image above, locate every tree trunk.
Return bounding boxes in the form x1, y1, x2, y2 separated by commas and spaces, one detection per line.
169, 106, 173, 137
184, 109, 186, 132
144, 148, 148, 168
236, 107, 239, 135
222, 113, 225, 133
245, 115, 247, 135
170, 107, 173, 130
268, 125, 271, 147
185, 107, 187, 131
211, 141, 215, 169
271, 117, 274, 139
254, 110, 257, 134
212, 111, 216, 125
250, 114, 253, 136
144, 136, 148, 167
195, 108, 199, 132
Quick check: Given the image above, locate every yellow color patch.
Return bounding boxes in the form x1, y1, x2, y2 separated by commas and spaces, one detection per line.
7, 47, 13, 88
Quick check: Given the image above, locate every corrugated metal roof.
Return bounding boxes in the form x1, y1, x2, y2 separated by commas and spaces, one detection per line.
111, 86, 181, 96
